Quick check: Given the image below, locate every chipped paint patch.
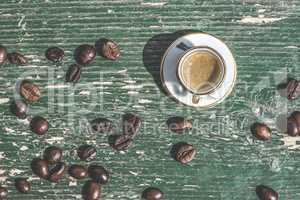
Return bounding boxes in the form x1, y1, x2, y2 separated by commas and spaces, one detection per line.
141, 2, 167, 7
20, 146, 29, 151
45, 137, 64, 144
79, 90, 91, 96
138, 99, 152, 104
0, 98, 9, 104
280, 136, 300, 149
46, 84, 70, 89
9, 169, 24, 176
240, 16, 286, 24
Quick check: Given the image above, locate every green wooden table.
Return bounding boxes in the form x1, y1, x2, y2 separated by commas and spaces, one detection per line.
0, 0, 299, 199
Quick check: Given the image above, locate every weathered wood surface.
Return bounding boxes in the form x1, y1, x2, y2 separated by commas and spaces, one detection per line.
0, 0, 299, 199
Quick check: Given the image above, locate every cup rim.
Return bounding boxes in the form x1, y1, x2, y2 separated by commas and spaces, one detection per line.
177, 46, 226, 95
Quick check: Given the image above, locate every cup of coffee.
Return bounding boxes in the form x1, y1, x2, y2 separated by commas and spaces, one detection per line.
177, 47, 225, 95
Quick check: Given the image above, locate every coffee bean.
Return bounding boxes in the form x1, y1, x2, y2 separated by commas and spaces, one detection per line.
95, 38, 120, 60
251, 122, 271, 141
8, 52, 27, 65
286, 79, 300, 100
90, 118, 113, 133
45, 47, 64, 63
167, 116, 192, 134
256, 185, 279, 200
31, 158, 49, 179
74, 44, 96, 65
122, 113, 141, 137
48, 162, 67, 182
88, 165, 109, 185
65, 64, 81, 83
171, 142, 196, 164
0, 187, 8, 199
30, 116, 49, 135
142, 187, 163, 200
77, 145, 97, 161
0, 46, 7, 65
20, 80, 41, 102
287, 111, 300, 136
15, 178, 30, 193
43, 146, 62, 164
10, 100, 27, 119
68, 164, 87, 179
81, 180, 101, 200
108, 134, 133, 151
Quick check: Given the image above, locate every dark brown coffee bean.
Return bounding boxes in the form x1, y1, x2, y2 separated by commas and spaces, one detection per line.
65, 64, 81, 83
256, 185, 279, 200
251, 122, 271, 141
68, 164, 87, 179
0, 46, 7, 65
109, 134, 133, 151
45, 47, 64, 63
172, 142, 196, 164
95, 38, 120, 60
286, 79, 300, 100
43, 146, 62, 164
142, 187, 163, 200
77, 145, 97, 161
20, 80, 41, 102
30, 116, 49, 135
8, 52, 27, 65
10, 100, 27, 119
90, 118, 113, 133
287, 111, 300, 136
74, 44, 96, 65
81, 180, 101, 200
167, 116, 192, 134
88, 165, 109, 185
48, 162, 67, 182
122, 113, 141, 137
15, 178, 30, 193
31, 158, 49, 179
0, 186, 8, 199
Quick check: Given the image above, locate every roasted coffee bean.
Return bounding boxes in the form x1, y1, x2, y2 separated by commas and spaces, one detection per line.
171, 142, 196, 164
286, 79, 300, 100
48, 162, 67, 182
167, 116, 192, 134
251, 122, 271, 141
8, 52, 27, 65
15, 178, 30, 193
287, 111, 300, 136
109, 134, 133, 151
0, 46, 7, 65
45, 47, 64, 63
90, 118, 113, 133
81, 180, 101, 200
0, 187, 8, 199
10, 100, 27, 119
77, 145, 97, 161
74, 44, 96, 65
30, 116, 49, 135
256, 185, 279, 200
44, 146, 62, 164
142, 187, 163, 200
88, 165, 109, 185
122, 113, 141, 137
95, 38, 120, 60
65, 64, 81, 83
68, 164, 87, 179
31, 158, 49, 179
20, 80, 41, 102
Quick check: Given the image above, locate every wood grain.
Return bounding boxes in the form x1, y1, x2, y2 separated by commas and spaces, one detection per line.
0, 0, 299, 199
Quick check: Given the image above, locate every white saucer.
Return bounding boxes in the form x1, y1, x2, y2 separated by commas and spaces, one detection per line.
160, 33, 237, 108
